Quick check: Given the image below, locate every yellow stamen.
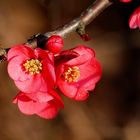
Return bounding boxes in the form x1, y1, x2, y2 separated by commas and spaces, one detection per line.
23, 59, 42, 75
64, 66, 80, 83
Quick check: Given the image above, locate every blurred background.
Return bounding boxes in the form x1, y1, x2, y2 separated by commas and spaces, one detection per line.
0, 0, 140, 140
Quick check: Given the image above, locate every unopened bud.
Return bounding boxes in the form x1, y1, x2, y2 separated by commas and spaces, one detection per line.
45, 35, 64, 54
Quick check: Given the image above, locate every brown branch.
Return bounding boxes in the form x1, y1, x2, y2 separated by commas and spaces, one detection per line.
0, 0, 112, 62
44, 0, 112, 37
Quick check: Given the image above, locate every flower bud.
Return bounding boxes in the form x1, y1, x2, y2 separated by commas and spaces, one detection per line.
45, 35, 64, 54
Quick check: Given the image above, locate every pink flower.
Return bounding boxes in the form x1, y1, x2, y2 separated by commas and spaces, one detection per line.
7, 45, 56, 93
129, 6, 140, 29
55, 45, 102, 101
13, 90, 64, 119
120, 0, 131, 2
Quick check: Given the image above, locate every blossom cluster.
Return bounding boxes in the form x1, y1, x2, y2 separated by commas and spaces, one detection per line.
7, 0, 140, 120
7, 35, 102, 119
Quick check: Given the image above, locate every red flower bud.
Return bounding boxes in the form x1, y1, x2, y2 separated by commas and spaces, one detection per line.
45, 35, 64, 54
80, 34, 91, 41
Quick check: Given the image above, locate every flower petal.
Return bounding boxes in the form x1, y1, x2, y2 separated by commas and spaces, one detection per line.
65, 54, 91, 66
77, 58, 102, 90
26, 91, 54, 103
129, 12, 138, 29
57, 78, 78, 98
8, 45, 34, 61
8, 56, 30, 81
74, 88, 89, 101
49, 89, 64, 108
14, 74, 44, 93
66, 45, 95, 66
37, 101, 59, 119
14, 92, 47, 115
41, 59, 56, 88
73, 45, 95, 57
34, 48, 56, 87
129, 6, 140, 29
57, 78, 89, 101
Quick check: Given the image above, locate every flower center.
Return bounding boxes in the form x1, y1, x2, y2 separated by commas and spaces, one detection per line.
64, 66, 80, 83
23, 59, 42, 75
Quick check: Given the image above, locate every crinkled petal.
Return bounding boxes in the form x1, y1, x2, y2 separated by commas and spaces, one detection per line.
36, 90, 64, 119
66, 54, 92, 66
14, 74, 44, 93
8, 45, 34, 61
73, 45, 95, 57
65, 45, 95, 66
77, 58, 102, 90
41, 59, 56, 88
129, 12, 138, 29
26, 91, 54, 103
13, 92, 30, 103
37, 101, 58, 119
14, 92, 47, 115
57, 79, 89, 101
138, 10, 140, 28
129, 6, 140, 29
49, 89, 64, 108
8, 56, 30, 81
55, 50, 78, 66
57, 79, 78, 99
34, 48, 53, 64
74, 88, 89, 101
34, 48, 56, 87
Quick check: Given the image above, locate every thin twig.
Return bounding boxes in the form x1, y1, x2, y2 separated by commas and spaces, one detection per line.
0, 0, 112, 62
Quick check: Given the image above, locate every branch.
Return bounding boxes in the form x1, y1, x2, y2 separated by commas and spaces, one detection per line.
44, 0, 112, 38
0, 0, 112, 63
